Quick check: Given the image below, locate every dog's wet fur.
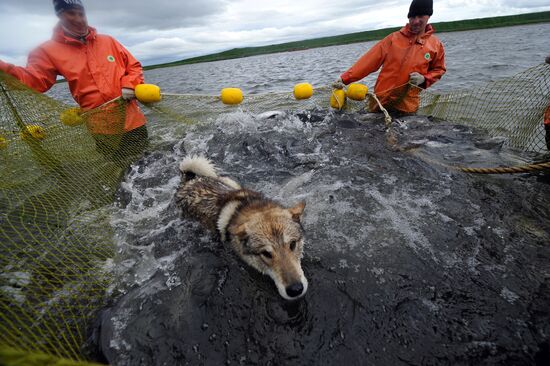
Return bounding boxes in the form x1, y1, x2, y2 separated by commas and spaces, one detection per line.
176, 155, 307, 300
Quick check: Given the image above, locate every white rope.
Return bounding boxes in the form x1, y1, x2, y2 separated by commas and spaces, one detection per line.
365, 91, 398, 147
330, 89, 345, 110
367, 92, 392, 128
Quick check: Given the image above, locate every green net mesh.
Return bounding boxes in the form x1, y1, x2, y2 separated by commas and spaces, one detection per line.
0, 347, 105, 366
417, 63, 550, 152
1, 62, 549, 364
0, 73, 140, 362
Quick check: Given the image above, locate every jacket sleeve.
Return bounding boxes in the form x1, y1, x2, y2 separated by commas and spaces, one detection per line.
115, 39, 144, 89
0, 49, 58, 93
340, 36, 389, 85
424, 42, 446, 88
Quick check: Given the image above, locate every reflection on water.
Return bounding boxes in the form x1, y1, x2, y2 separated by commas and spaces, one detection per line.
97, 110, 550, 365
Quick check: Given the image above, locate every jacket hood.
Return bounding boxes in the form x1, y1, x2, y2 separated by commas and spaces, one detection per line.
52, 23, 96, 44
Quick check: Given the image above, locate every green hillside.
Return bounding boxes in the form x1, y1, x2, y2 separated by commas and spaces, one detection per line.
144, 11, 550, 70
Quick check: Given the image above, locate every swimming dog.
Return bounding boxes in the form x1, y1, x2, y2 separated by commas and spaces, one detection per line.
175, 155, 308, 300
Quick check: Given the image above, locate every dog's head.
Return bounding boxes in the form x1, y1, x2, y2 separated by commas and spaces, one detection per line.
228, 201, 307, 300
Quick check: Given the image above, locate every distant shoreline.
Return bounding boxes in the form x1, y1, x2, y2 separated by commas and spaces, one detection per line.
143, 11, 550, 71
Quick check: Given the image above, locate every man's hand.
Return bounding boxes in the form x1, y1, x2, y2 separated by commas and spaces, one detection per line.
332, 78, 345, 90
409, 72, 425, 86
121, 88, 136, 101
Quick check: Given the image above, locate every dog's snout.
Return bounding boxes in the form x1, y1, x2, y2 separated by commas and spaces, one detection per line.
286, 282, 304, 298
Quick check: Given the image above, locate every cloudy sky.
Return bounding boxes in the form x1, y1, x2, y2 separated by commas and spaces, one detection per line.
1, 0, 549, 66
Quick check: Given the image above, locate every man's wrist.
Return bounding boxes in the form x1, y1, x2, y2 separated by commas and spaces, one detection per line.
340, 72, 352, 85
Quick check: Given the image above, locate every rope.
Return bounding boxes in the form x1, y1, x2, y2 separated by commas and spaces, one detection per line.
367, 92, 392, 127
330, 89, 345, 110
412, 150, 550, 174
366, 89, 398, 147
454, 161, 550, 174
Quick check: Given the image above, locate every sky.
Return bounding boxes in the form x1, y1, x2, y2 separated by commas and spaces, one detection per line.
0, 0, 549, 66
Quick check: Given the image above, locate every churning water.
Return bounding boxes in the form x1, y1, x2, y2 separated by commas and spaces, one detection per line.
76, 23, 550, 365
95, 108, 550, 365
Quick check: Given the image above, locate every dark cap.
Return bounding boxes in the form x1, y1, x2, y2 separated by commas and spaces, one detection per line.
53, 0, 85, 15
408, 0, 433, 18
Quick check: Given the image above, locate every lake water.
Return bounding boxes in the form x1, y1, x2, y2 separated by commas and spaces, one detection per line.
49, 23, 550, 100
142, 23, 550, 95
73, 24, 550, 365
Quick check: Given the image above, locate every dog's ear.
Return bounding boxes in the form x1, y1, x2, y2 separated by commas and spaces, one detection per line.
288, 201, 306, 223
233, 223, 248, 240
233, 223, 252, 249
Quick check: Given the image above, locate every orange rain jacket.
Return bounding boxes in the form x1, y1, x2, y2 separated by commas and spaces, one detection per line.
340, 24, 446, 113
0, 24, 146, 134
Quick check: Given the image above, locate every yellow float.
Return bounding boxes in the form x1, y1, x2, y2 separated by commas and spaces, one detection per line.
330, 89, 346, 110
135, 83, 245, 106
293, 83, 313, 100
60, 107, 84, 126
221, 88, 244, 105
20, 125, 46, 141
346, 83, 369, 101
0, 136, 8, 150
135, 84, 162, 103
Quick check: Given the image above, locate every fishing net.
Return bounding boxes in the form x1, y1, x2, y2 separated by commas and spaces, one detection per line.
0, 74, 141, 364
417, 63, 550, 152
1, 62, 549, 364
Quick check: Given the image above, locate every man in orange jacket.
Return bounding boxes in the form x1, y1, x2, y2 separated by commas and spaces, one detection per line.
0, 0, 147, 163
334, 0, 446, 114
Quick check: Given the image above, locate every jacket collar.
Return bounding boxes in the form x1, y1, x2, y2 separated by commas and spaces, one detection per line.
52, 23, 97, 45
400, 23, 435, 44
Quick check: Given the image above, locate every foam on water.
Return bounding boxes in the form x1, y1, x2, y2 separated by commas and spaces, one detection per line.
0, 269, 30, 305
368, 186, 437, 260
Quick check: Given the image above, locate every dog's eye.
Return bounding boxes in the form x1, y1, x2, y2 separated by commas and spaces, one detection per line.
261, 251, 273, 259
290, 241, 297, 251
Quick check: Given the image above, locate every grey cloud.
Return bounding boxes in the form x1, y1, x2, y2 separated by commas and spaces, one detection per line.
216, 1, 404, 34
2, 0, 549, 67
498, 0, 550, 8
0, 0, 229, 31
88, 1, 229, 30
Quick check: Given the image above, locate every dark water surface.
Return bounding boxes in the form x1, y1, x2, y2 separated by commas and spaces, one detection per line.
95, 109, 550, 365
